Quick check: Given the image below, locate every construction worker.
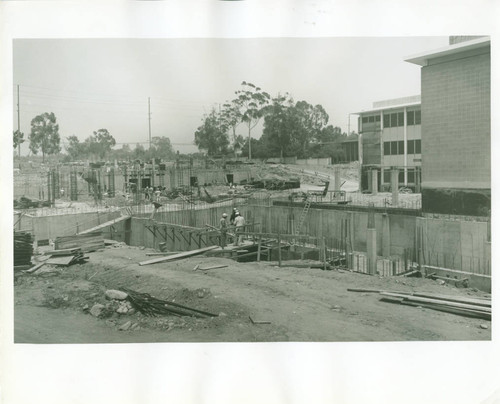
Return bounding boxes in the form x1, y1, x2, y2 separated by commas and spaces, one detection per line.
220, 213, 228, 249
234, 211, 245, 246
230, 207, 238, 225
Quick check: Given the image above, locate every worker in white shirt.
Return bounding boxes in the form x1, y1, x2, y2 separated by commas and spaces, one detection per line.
233, 211, 245, 246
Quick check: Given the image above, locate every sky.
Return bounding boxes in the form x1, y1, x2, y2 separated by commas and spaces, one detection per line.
13, 37, 447, 156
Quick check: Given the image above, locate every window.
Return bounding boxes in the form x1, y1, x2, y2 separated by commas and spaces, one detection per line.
407, 169, 415, 183
397, 112, 404, 127
407, 111, 415, 125
375, 115, 381, 122
368, 116, 375, 123
415, 139, 421, 154
407, 139, 415, 154
383, 171, 391, 183
415, 110, 421, 125
391, 141, 398, 155
384, 142, 391, 155
391, 113, 398, 127
362, 117, 368, 124
383, 114, 390, 127
399, 170, 404, 183
398, 141, 404, 155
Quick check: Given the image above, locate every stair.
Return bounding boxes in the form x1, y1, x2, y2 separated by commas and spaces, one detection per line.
295, 198, 312, 235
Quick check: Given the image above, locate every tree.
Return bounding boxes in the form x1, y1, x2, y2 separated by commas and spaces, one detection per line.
194, 109, 230, 156
65, 135, 86, 160
133, 143, 146, 160
150, 136, 175, 160
29, 112, 61, 162
232, 81, 271, 159
93, 129, 116, 159
294, 101, 330, 155
261, 93, 296, 158
221, 102, 242, 156
13, 130, 24, 150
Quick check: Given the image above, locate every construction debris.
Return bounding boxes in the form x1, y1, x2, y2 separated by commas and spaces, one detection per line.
55, 231, 104, 252
139, 245, 218, 266
121, 288, 218, 318
249, 316, 271, 324
195, 264, 228, 271
14, 231, 34, 267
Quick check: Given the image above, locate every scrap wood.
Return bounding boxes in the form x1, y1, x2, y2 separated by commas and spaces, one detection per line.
26, 262, 46, 274
43, 247, 81, 256
413, 292, 491, 308
146, 251, 181, 256
399, 300, 491, 321
198, 264, 228, 271
121, 288, 217, 318
249, 316, 271, 324
139, 245, 218, 266
380, 292, 491, 313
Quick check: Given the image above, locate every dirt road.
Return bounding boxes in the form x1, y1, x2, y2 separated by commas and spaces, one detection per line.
14, 244, 490, 343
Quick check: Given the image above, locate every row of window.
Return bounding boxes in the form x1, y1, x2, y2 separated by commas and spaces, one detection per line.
382, 110, 421, 128
361, 115, 381, 124
382, 168, 418, 184
383, 139, 421, 156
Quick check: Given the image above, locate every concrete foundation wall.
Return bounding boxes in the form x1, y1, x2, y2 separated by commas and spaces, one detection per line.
296, 157, 332, 166
15, 210, 121, 241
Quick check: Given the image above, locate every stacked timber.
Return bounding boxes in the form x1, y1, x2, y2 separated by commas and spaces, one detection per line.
348, 288, 491, 320
44, 247, 88, 266
14, 231, 33, 267
54, 231, 104, 252
381, 291, 491, 320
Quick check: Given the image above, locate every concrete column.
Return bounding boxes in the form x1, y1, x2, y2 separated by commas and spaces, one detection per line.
367, 169, 372, 193
381, 213, 391, 257
334, 167, 341, 191
371, 169, 378, 195
367, 228, 377, 275
391, 169, 399, 206
484, 241, 491, 275
403, 107, 408, 185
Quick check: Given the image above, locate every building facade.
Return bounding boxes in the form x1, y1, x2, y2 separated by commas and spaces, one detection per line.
406, 37, 490, 215
353, 95, 422, 191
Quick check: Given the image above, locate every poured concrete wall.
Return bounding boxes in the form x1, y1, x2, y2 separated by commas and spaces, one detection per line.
14, 210, 121, 241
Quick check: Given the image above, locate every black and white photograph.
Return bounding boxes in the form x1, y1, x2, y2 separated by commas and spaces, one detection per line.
1, 1, 499, 404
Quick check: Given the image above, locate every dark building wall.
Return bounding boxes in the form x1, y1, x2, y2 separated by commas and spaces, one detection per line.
361, 131, 381, 165
421, 46, 490, 215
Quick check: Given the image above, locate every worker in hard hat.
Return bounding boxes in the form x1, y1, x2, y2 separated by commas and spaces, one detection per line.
233, 211, 245, 246
220, 213, 228, 249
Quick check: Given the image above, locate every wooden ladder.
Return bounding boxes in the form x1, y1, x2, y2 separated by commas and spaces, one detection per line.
295, 198, 312, 235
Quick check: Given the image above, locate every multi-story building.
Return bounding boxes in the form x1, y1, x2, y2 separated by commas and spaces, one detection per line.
353, 95, 422, 191
406, 37, 490, 215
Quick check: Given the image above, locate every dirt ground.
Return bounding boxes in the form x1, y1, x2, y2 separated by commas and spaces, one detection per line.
14, 244, 491, 343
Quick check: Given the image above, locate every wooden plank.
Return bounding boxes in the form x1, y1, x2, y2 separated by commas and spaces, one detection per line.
78, 215, 130, 235
26, 262, 46, 274
199, 265, 228, 271
43, 247, 81, 256
249, 316, 271, 325
139, 245, 218, 266
413, 292, 491, 307
380, 292, 491, 313
46, 256, 75, 266
400, 300, 491, 320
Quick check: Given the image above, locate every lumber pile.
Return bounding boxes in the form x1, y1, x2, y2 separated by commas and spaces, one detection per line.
41, 247, 88, 267
348, 288, 491, 320
121, 288, 217, 318
14, 231, 33, 267
139, 245, 218, 266
54, 231, 104, 252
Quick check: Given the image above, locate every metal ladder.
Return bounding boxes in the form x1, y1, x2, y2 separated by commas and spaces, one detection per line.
295, 197, 312, 235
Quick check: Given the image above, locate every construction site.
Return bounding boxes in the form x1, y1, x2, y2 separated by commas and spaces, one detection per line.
13, 157, 491, 343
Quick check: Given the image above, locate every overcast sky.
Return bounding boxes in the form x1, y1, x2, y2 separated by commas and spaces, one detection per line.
13, 37, 447, 155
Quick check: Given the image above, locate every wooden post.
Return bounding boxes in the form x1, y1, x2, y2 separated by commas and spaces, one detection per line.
323, 237, 327, 271
278, 230, 282, 267
257, 236, 262, 262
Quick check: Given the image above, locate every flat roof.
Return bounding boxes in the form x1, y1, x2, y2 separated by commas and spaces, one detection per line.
405, 37, 490, 66
352, 101, 420, 115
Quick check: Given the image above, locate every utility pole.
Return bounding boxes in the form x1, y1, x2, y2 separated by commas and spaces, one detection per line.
148, 97, 155, 187
17, 84, 21, 158
148, 97, 152, 150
